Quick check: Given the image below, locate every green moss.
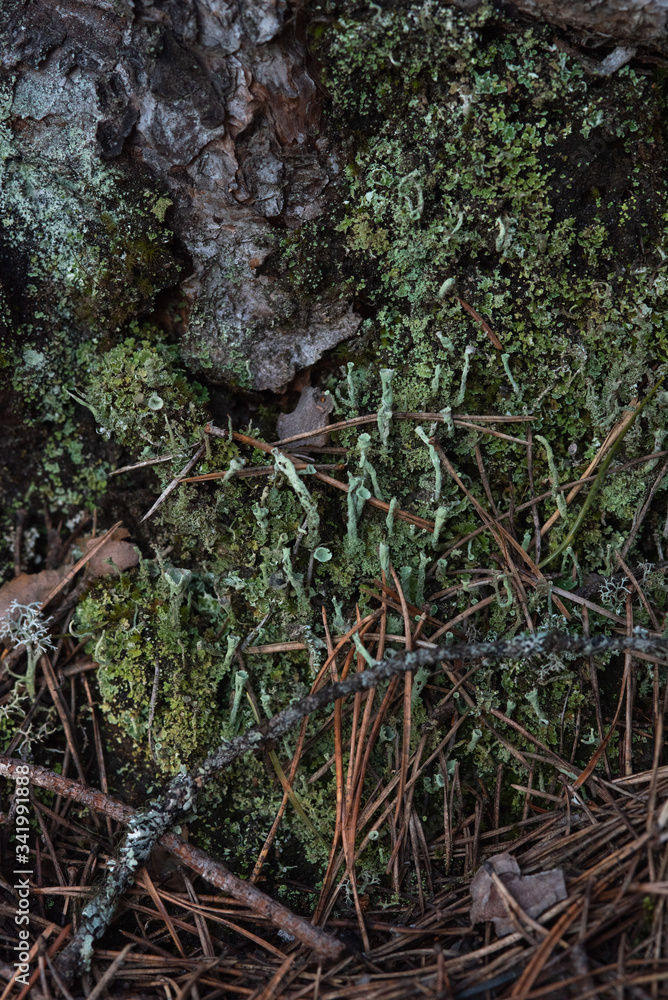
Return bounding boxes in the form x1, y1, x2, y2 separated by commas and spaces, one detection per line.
73, 561, 236, 775
293, 0, 668, 575
7, 1, 668, 895
0, 59, 183, 538
72, 333, 209, 454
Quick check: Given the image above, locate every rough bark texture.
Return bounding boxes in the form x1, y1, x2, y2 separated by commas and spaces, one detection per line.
510, 0, 668, 50
2, 1, 668, 981
0, 0, 359, 391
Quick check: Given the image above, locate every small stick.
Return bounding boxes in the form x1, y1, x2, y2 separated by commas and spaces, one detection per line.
474, 444, 498, 517
141, 445, 205, 522
526, 427, 542, 564
615, 551, 660, 631
269, 410, 531, 448
390, 568, 413, 830
432, 449, 668, 567
247, 634, 441, 654
624, 593, 635, 778
14, 925, 72, 1000
620, 456, 668, 560
547, 585, 627, 625
573, 648, 635, 790
183, 462, 344, 482
85, 944, 133, 1000
454, 420, 527, 446
40, 655, 87, 787
13, 508, 27, 577
540, 402, 639, 538
540, 386, 662, 567
38, 521, 124, 612
43, 950, 76, 1000
111, 451, 195, 475
82, 675, 114, 842
510, 901, 582, 998
0, 758, 345, 966
39, 629, 668, 979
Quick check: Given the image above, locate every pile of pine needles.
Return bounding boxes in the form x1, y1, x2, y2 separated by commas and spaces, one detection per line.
2, 399, 668, 999
2, 587, 668, 998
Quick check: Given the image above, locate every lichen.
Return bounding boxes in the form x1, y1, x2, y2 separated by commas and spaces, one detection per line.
73, 560, 234, 775
5, 0, 668, 897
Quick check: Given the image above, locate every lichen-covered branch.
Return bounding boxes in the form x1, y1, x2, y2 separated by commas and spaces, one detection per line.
0, 757, 345, 979
50, 628, 667, 980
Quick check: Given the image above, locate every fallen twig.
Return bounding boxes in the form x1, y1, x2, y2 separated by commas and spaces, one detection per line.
205, 426, 437, 532
539, 382, 662, 568
0, 757, 345, 973
38, 521, 123, 612
141, 445, 205, 522
35, 627, 668, 981
455, 296, 503, 349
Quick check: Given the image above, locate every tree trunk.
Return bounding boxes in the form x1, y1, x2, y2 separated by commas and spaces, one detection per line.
0, 0, 359, 393
509, 0, 668, 50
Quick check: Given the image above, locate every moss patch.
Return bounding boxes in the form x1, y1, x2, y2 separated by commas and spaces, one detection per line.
4, 2, 668, 899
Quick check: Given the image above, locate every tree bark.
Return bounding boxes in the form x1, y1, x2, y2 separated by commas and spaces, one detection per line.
0, 0, 359, 392
1, 0, 666, 396
508, 0, 668, 50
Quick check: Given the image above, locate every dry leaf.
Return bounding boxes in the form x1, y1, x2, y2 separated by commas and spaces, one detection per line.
0, 569, 71, 622
0, 528, 138, 626
470, 852, 567, 936
83, 528, 139, 578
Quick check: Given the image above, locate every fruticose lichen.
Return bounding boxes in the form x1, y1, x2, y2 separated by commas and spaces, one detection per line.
4, 0, 668, 897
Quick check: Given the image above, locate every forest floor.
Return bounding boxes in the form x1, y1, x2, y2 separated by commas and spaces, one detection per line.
2, 2, 668, 998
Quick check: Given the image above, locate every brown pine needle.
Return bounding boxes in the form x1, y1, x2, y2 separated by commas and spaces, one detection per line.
141, 445, 205, 522
615, 551, 661, 632
456, 295, 503, 349
434, 449, 668, 567
540, 400, 638, 539
38, 520, 124, 611
267, 410, 533, 449
391, 567, 413, 834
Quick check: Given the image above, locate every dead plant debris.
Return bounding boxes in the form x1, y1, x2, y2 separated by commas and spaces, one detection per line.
2, 406, 668, 999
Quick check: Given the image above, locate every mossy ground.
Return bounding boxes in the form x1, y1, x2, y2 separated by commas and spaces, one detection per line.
2, 2, 668, 902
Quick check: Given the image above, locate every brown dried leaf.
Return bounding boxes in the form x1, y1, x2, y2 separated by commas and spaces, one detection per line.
470, 852, 567, 936
0, 569, 71, 622
83, 528, 138, 578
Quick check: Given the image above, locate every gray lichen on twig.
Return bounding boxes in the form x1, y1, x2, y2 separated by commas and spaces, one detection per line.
55, 627, 667, 981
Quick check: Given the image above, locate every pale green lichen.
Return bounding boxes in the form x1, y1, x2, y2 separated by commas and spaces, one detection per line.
5, 0, 668, 897
273, 450, 321, 549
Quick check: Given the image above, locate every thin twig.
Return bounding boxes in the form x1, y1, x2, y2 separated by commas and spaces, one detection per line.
433, 450, 668, 568
455, 296, 503, 349
13, 509, 27, 577
140, 444, 205, 522
38, 521, 124, 611
621, 457, 668, 560
25, 628, 668, 982
526, 427, 542, 564
615, 551, 661, 631
111, 450, 197, 475
0, 758, 345, 970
